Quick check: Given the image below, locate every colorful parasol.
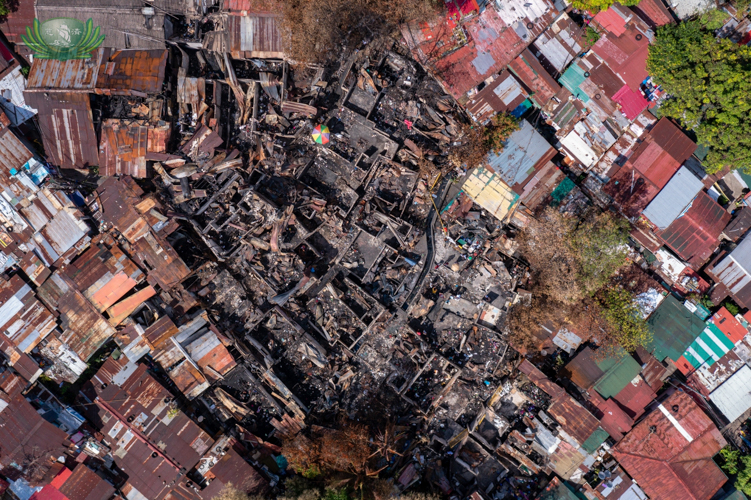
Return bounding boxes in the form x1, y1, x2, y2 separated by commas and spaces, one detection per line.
312, 124, 330, 144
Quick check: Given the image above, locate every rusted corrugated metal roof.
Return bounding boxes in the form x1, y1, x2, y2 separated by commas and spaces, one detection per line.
198, 447, 267, 498
629, 136, 681, 190
603, 164, 661, 218
107, 285, 156, 325
0, 391, 69, 475
96, 49, 168, 95
94, 177, 151, 243
99, 119, 170, 178
508, 49, 561, 109
562, 347, 604, 391
223, 0, 280, 13
710, 307, 747, 344
592, 24, 650, 93
0, 274, 56, 353
519, 360, 606, 446
64, 235, 144, 312
632, 0, 676, 29
588, 390, 633, 442
145, 315, 180, 350
26, 49, 104, 90
0, 129, 34, 201
91, 361, 213, 500
650, 117, 697, 165
227, 13, 284, 59
612, 390, 728, 500
37, 272, 116, 361
466, 71, 528, 123
613, 377, 657, 419
58, 465, 115, 500
660, 191, 730, 267
23, 92, 99, 169
133, 232, 191, 291
531, 13, 583, 74
0, 0, 35, 47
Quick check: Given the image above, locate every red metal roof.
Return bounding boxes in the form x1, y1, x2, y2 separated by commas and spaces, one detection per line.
588, 391, 633, 442
651, 118, 697, 165
593, 8, 628, 36
613, 377, 657, 419
660, 191, 731, 267
0, 0, 36, 46
433, 8, 525, 99
592, 25, 650, 92
632, 0, 675, 30
222, 0, 281, 13
613, 391, 727, 500
508, 49, 561, 108
710, 307, 747, 344
50, 468, 73, 490
612, 84, 649, 120
629, 138, 681, 190
29, 485, 69, 500
603, 164, 661, 218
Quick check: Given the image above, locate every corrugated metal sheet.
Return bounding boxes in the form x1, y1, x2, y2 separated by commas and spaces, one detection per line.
642, 166, 704, 230
647, 295, 706, 362
0, 0, 35, 46
223, 0, 280, 14
612, 84, 649, 120
537, 477, 579, 500
712, 307, 748, 344
677, 323, 735, 375
0, 392, 69, 473
228, 14, 284, 59
592, 24, 650, 93
58, 465, 115, 500
35, 2, 167, 50
519, 360, 607, 447
132, 232, 191, 291
562, 347, 604, 391
592, 7, 629, 37
660, 191, 730, 266
432, 7, 526, 99
531, 13, 583, 73
508, 49, 561, 109
632, 0, 676, 29
23, 92, 99, 169
65, 236, 144, 311
26, 50, 104, 90
589, 390, 633, 442
629, 137, 680, 190
519, 160, 565, 210
613, 391, 727, 500
95, 177, 151, 243
0, 129, 34, 202
486, 120, 556, 190
461, 166, 521, 223
99, 120, 170, 178
466, 71, 528, 123
107, 285, 156, 325
558, 63, 589, 103
650, 117, 697, 165
613, 377, 657, 419
91, 361, 214, 500
711, 238, 751, 309
604, 165, 661, 218
594, 352, 642, 399
0, 274, 56, 353
37, 272, 116, 361
96, 49, 168, 95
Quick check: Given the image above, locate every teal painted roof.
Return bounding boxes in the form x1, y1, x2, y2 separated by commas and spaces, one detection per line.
581, 426, 609, 454
559, 64, 590, 103
537, 479, 580, 500
648, 295, 706, 362
594, 351, 642, 399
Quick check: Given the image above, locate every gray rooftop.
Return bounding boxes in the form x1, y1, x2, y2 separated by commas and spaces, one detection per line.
642, 166, 704, 230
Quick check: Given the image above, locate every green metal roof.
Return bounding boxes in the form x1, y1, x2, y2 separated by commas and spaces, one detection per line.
581, 426, 609, 454
647, 295, 706, 362
594, 351, 642, 399
558, 64, 590, 103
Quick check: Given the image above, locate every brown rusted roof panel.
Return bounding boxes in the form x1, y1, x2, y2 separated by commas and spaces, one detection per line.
96, 49, 168, 94
0, 274, 56, 353
99, 119, 170, 178
58, 465, 115, 500
227, 13, 284, 59
613, 391, 727, 500
26, 49, 104, 90
37, 272, 116, 361
23, 92, 99, 169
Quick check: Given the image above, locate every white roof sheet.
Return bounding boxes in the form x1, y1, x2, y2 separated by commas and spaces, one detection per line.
709, 364, 751, 423
642, 166, 704, 230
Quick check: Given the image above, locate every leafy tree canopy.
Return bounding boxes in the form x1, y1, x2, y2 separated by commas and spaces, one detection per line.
648, 16, 751, 174
571, 0, 639, 14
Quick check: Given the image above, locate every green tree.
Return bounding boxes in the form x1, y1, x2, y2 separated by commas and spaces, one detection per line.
648, 18, 751, 174
569, 211, 630, 296
720, 446, 741, 474
449, 113, 520, 169
571, 0, 639, 14
585, 27, 600, 47
598, 287, 653, 353
483, 113, 520, 155
719, 447, 751, 495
